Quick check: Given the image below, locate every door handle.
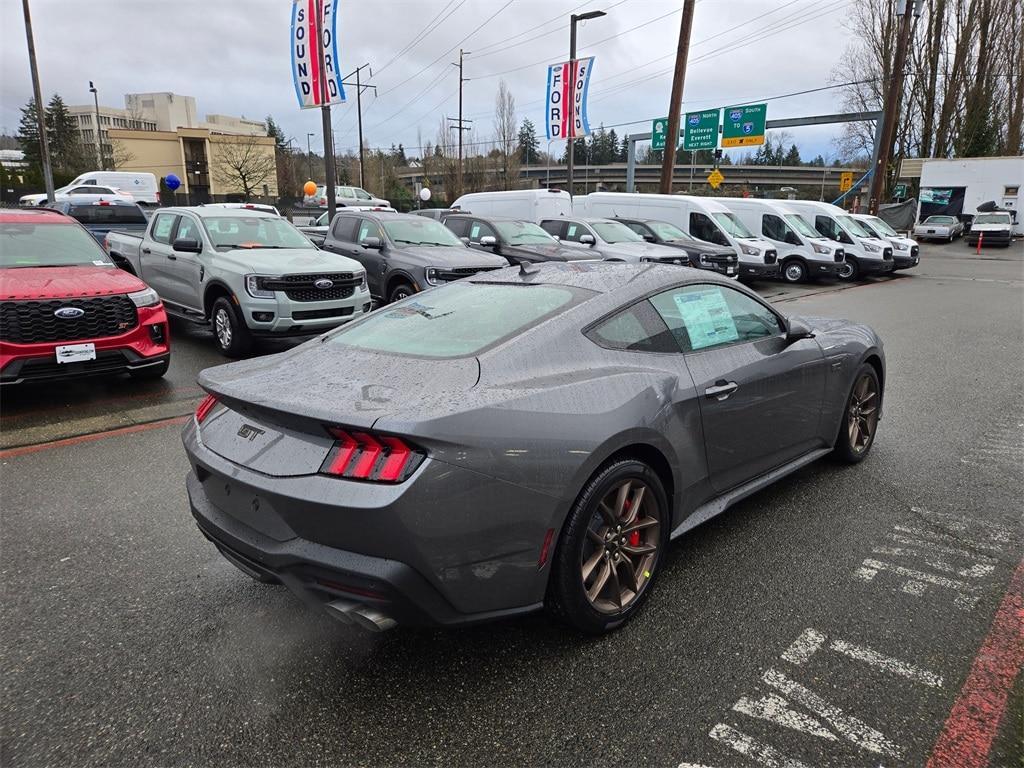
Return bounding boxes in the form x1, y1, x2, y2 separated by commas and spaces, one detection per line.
141, 247, 151, 254
705, 380, 738, 400
167, 254, 177, 260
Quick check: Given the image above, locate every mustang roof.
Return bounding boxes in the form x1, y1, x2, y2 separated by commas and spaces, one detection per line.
467, 262, 735, 294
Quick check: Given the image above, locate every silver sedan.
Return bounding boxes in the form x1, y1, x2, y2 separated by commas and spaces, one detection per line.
914, 215, 964, 242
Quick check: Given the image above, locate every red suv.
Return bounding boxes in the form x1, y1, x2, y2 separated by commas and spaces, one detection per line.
0, 208, 170, 385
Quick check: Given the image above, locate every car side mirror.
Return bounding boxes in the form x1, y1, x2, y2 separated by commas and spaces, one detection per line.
479, 235, 498, 247
459, 236, 471, 245
172, 237, 202, 253
360, 236, 383, 250
580, 234, 596, 246
786, 232, 802, 246
785, 318, 814, 343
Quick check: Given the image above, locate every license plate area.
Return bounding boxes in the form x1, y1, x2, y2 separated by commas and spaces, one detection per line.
55, 343, 96, 364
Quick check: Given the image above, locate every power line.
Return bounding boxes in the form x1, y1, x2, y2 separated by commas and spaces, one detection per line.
374, 0, 466, 76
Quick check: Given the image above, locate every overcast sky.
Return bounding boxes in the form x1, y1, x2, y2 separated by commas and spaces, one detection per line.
2, 0, 857, 162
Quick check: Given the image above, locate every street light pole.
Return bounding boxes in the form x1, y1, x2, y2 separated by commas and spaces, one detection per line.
21, 0, 54, 203
567, 10, 606, 197
89, 81, 103, 169
306, 132, 315, 181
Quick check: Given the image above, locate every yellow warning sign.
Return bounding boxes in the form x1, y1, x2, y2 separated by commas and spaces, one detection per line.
839, 172, 854, 192
707, 168, 725, 189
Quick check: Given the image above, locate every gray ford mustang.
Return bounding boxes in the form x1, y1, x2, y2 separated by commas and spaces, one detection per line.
183, 263, 884, 634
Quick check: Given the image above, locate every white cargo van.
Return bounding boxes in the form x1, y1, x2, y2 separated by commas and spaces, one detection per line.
575, 192, 780, 280
785, 200, 895, 281
450, 189, 572, 222
68, 172, 158, 205
851, 213, 920, 271
715, 198, 845, 283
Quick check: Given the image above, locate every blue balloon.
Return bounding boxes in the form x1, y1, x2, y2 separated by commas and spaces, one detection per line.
165, 174, 181, 191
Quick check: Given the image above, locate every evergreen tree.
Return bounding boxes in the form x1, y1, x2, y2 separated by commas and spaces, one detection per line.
46, 95, 86, 173
809, 154, 826, 167
783, 144, 801, 166
390, 143, 408, 166
517, 118, 540, 164
17, 98, 43, 172
608, 129, 620, 163
264, 115, 288, 152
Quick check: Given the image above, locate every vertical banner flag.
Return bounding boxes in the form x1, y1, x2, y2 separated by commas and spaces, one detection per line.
291, 0, 346, 109
545, 57, 595, 141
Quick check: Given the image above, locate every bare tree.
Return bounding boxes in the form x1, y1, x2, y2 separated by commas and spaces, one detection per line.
493, 79, 519, 190
109, 140, 136, 170
213, 135, 276, 200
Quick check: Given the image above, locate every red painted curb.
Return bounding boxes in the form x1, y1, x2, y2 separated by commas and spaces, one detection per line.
0, 415, 190, 459
926, 558, 1024, 768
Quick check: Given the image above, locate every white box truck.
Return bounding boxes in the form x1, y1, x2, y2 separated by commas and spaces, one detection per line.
449, 189, 572, 221
916, 156, 1023, 235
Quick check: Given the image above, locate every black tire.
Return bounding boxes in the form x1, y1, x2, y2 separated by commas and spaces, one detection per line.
832, 363, 882, 464
837, 257, 860, 281
388, 282, 415, 304
211, 296, 253, 357
546, 458, 669, 634
128, 357, 170, 380
781, 258, 807, 283
948, 233, 954, 243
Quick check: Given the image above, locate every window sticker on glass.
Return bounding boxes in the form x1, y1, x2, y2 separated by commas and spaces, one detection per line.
567, 225, 577, 237
673, 288, 738, 350
470, 224, 481, 239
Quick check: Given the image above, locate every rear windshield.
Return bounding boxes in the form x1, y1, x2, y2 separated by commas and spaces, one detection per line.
203, 216, 313, 251
67, 204, 146, 225
327, 281, 589, 358
0, 221, 113, 267
924, 216, 956, 224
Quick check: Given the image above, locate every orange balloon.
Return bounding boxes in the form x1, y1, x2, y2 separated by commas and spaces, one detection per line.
303, 180, 318, 197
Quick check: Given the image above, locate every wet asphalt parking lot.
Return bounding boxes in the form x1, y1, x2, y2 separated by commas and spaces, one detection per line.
1, 239, 1022, 767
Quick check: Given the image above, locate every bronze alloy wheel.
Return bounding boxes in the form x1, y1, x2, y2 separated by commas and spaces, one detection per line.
580, 479, 660, 614
847, 372, 879, 453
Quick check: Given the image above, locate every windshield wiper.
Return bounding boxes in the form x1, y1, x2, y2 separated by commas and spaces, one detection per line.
392, 238, 420, 245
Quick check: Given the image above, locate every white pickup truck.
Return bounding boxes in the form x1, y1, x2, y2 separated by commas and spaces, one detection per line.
105, 207, 369, 356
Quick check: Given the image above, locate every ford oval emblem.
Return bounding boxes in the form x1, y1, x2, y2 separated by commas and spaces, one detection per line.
314, 278, 334, 289
54, 307, 85, 319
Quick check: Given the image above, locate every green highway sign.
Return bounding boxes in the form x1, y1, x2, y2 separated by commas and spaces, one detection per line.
721, 103, 767, 147
651, 117, 670, 151
894, 183, 908, 199
683, 109, 720, 151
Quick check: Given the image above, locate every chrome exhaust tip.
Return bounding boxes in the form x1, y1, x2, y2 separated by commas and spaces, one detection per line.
325, 600, 396, 632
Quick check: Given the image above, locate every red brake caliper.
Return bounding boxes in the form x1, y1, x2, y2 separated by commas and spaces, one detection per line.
623, 498, 641, 547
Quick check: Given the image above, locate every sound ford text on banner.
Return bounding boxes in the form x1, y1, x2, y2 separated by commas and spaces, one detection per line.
291, 0, 346, 109
545, 58, 595, 141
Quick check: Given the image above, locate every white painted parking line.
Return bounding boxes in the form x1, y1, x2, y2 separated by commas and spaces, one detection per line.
708, 723, 813, 768
780, 628, 826, 665
762, 668, 903, 757
733, 692, 838, 740
829, 639, 944, 688
854, 558, 981, 609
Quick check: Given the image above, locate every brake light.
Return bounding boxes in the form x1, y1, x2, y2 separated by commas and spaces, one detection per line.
195, 394, 218, 423
320, 427, 424, 482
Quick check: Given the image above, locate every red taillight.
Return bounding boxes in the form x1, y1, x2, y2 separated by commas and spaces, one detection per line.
195, 394, 218, 423
320, 428, 423, 483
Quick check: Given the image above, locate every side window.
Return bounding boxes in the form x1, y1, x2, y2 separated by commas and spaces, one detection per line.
354, 188, 373, 200
814, 215, 842, 241
624, 222, 651, 238
540, 220, 564, 238
356, 219, 383, 243
469, 220, 496, 242
150, 213, 177, 244
444, 217, 470, 238
762, 214, 787, 241
332, 216, 358, 242
586, 302, 678, 353
649, 284, 782, 352
690, 212, 726, 245
340, 188, 357, 199
561, 222, 589, 243
174, 216, 201, 243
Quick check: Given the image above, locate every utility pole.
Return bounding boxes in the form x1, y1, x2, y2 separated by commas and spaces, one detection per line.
341, 64, 376, 188
313, 0, 337, 221
448, 49, 472, 197
21, 0, 54, 203
659, 0, 697, 194
567, 10, 607, 196
868, 0, 920, 214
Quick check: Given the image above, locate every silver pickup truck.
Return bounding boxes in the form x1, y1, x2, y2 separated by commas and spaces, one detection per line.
105, 206, 369, 356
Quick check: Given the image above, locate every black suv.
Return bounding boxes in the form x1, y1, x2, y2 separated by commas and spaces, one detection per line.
321, 211, 507, 305
441, 214, 602, 265
614, 217, 739, 278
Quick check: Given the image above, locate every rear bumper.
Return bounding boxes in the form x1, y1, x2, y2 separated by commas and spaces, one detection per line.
182, 422, 555, 627
0, 304, 170, 385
